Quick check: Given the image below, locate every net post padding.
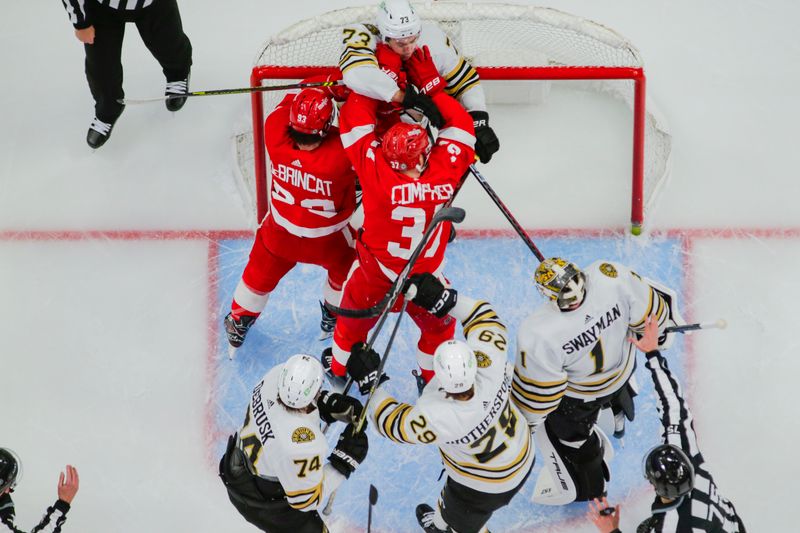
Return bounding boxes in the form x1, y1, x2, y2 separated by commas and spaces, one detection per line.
241, 3, 668, 232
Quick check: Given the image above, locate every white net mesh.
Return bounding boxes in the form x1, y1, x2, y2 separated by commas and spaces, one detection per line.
233, 2, 671, 230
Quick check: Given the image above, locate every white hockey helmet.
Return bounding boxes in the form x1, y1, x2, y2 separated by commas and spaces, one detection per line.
433, 340, 477, 394
278, 354, 324, 409
534, 258, 587, 311
376, 0, 422, 41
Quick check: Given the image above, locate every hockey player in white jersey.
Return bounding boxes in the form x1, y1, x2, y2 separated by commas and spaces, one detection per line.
512, 258, 684, 505
346, 273, 534, 533
339, 0, 500, 162
587, 316, 746, 533
219, 354, 368, 533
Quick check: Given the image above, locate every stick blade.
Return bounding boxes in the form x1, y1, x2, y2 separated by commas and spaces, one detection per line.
369, 484, 378, 505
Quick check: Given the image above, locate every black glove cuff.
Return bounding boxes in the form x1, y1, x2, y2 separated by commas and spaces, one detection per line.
469, 110, 490, 129
328, 450, 357, 478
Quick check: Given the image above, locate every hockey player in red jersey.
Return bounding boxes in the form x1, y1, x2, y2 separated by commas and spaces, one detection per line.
224, 78, 359, 355
326, 46, 475, 386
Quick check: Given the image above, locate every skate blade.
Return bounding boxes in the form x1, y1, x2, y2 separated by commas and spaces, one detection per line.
319, 329, 334, 341
228, 345, 238, 360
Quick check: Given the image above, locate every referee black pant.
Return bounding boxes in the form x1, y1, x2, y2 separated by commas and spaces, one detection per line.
84, 0, 192, 122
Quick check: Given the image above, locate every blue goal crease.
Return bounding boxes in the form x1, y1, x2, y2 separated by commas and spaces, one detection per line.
212, 234, 685, 532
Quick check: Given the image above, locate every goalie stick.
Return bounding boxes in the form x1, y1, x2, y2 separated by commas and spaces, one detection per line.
117, 80, 342, 105
665, 319, 727, 334
468, 164, 546, 262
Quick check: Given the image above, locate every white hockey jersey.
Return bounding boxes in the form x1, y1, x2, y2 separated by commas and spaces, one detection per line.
237, 366, 344, 512
512, 260, 683, 428
368, 296, 534, 494
339, 21, 486, 112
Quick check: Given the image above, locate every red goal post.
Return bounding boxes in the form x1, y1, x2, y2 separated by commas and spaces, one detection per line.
238, 2, 671, 234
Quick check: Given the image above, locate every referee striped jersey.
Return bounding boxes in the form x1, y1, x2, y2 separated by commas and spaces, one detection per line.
636, 351, 746, 533
62, 0, 156, 28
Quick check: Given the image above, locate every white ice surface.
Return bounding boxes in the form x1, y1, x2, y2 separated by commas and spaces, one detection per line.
2, 1, 799, 531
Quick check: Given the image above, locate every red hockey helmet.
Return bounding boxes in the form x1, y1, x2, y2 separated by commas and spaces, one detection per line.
289, 88, 334, 136
382, 122, 431, 172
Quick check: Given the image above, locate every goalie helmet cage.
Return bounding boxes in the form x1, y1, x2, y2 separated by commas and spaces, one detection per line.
237, 2, 672, 234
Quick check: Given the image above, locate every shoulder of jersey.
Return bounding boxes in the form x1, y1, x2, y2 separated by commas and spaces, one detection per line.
586, 259, 627, 282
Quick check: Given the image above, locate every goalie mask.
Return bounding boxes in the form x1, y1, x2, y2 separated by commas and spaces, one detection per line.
289, 88, 334, 137
377, 0, 421, 41
433, 340, 477, 394
0, 448, 21, 494
382, 122, 431, 173
279, 354, 324, 409
644, 444, 695, 499
535, 258, 586, 311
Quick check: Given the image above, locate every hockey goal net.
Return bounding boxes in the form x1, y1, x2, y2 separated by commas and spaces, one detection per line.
234, 2, 671, 234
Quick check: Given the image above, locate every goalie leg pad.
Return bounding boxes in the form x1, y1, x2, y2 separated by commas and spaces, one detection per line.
532, 421, 609, 504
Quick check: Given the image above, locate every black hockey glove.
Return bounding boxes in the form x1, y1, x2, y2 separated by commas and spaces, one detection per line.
346, 342, 389, 395
404, 273, 458, 318
328, 423, 369, 478
316, 390, 363, 425
403, 85, 445, 129
469, 110, 500, 163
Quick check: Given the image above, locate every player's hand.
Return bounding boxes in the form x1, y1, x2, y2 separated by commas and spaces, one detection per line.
376, 43, 406, 88
629, 313, 660, 353
346, 342, 388, 395
57, 465, 79, 504
316, 390, 363, 424
587, 497, 620, 533
328, 423, 369, 478
404, 273, 457, 318
402, 85, 444, 129
75, 26, 95, 45
469, 111, 500, 163
404, 46, 445, 96
324, 73, 351, 102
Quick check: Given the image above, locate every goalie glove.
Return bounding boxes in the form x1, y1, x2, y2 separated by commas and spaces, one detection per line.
402, 85, 444, 129
469, 110, 500, 163
404, 273, 458, 318
316, 390, 363, 424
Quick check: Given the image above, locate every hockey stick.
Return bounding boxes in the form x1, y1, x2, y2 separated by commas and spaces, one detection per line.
664, 319, 727, 334
368, 485, 378, 533
117, 80, 342, 105
468, 164, 546, 262
325, 172, 470, 319
335, 206, 465, 398
323, 299, 411, 517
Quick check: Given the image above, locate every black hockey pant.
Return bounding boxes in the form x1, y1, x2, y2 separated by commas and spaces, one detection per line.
440, 469, 531, 533
84, 0, 192, 122
219, 436, 327, 533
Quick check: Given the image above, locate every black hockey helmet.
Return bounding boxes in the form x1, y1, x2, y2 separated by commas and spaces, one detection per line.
644, 444, 695, 499
0, 448, 21, 493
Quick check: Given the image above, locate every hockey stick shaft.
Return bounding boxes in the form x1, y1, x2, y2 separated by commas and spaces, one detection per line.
326, 172, 469, 319
468, 164, 546, 262
118, 80, 341, 105
336, 206, 465, 399
665, 319, 727, 334
354, 296, 411, 433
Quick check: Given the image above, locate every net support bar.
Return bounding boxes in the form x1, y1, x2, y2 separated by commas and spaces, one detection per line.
250, 65, 646, 232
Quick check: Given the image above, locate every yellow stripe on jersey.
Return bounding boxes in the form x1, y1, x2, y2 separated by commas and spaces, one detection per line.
286, 481, 322, 510
443, 58, 481, 100
461, 300, 491, 326
567, 348, 634, 395
439, 435, 531, 483
512, 370, 568, 389
464, 319, 506, 337
385, 404, 415, 444
511, 379, 566, 403
339, 56, 379, 74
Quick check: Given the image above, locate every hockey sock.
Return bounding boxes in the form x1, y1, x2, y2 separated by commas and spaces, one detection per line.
420, 368, 435, 383
231, 300, 260, 320
331, 355, 347, 377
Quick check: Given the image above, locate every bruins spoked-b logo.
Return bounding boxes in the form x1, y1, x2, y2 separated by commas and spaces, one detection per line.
292, 427, 316, 444
599, 263, 618, 278
475, 351, 492, 368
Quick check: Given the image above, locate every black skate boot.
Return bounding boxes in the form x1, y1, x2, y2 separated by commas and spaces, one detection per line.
165, 71, 190, 112
86, 107, 124, 149
321, 347, 347, 391
224, 312, 257, 348
415, 504, 451, 533
412, 369, 427, 396
319, 301, 337, 340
